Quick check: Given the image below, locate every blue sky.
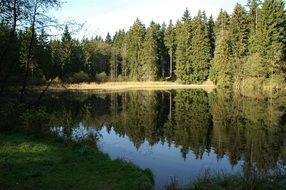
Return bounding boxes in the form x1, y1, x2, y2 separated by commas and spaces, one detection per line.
52, 0, 248, 38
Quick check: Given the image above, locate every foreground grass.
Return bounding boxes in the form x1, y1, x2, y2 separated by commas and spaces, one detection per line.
165, 172, 286, 190
0, 133, 154, 190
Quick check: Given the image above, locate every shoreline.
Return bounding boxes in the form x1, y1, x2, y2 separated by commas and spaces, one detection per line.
38, 81, 216, 93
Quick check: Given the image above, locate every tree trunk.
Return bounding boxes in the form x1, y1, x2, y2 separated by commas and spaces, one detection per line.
19, 0, 38, 102
170, 51, 173, 77
34, 77, 55, 106
169, 92, 172, 120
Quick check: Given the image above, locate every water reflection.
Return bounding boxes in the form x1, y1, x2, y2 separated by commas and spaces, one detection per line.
46, 90, 286, 189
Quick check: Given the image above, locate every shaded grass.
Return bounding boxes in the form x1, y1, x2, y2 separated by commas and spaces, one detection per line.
0, 133, 154, 190
164, 171, 286, 190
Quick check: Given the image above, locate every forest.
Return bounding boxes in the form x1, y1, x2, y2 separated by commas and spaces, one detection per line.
1, 1, 286, 189
1, 0, 286, 100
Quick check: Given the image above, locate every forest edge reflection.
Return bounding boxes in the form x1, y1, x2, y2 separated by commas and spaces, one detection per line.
46, 89, 286, 188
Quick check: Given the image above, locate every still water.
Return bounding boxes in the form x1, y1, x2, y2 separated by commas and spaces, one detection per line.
47, 90, 286, 189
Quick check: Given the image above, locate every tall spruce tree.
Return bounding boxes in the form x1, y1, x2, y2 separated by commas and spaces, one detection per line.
164, 20, 176, 78
158, 22, 169, 78
229, 3, 249, 83
208, 15, 215, 58
247, 0, 262, 35
125, 19, 146, 80
140, 21, 160, 81
190, 11, 211, 83
110, 30, 125, 80
210, 10, 232, 87
214, 9, 230, 38
210, 31, 232, 87
105, 32, 112, 44
61, 26, 72, 76
175, 9, 192, 83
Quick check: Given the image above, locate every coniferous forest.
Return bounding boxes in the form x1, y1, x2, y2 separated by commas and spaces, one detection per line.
1, 1, 286, 189
1, 0, 286, 96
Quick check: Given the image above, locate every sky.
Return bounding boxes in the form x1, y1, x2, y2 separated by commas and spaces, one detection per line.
51, 0, 248, 39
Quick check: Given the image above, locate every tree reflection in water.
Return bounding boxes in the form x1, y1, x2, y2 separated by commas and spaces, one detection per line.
46, 89, 286, 187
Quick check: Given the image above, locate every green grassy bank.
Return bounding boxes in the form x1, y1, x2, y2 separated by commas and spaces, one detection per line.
0, 133, 154, 190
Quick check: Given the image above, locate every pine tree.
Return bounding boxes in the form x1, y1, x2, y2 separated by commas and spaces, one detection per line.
210, 10, 231, 87
208, 15, 215, 58
164, 20, 176, 78
248, 0, 286, 78
229, 3, 249, 83
175, 9, 192, 83
247, 0, 262, 35
190, 11, 211, 83
214, 9, 230, 38
36, 29, 52, 79
210, 31, 232, 87
125, 19, 146, 80
158, 22, 169, 78
140, 21, 160, 81
61, 26, 72, 76
210, 9, 232, 87
110, 30, 125, 80
105, 32, 112, 44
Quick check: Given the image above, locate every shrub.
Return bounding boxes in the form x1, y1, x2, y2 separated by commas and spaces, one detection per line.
64, 71, 91, 83
117, 74, 127, 82
20, 107, 52, 135
95, 72, 109, 83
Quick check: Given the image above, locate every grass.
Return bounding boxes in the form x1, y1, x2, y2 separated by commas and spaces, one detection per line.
164, 171, 286, 190
0, 132, 154, 190
32, 80, 216, 94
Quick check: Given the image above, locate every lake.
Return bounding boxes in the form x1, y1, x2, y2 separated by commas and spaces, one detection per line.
46, 89, 286, 190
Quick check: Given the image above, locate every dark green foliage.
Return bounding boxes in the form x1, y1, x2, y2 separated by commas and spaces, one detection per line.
82, 38, 112, 78
157, 22, 169, 78
208, 15, 215, 57
247, 0, 262, 34
229, 4, 250, 83
110, 30, 125, 80
105, 32, 112, 44
190, 11, 212, 83
0, 21, 20, 88
249, 0, 286, 78
164, 20, 176, 77
125, 19, 146, 80
36, 30, 53, 79
1, 0, 286, 93
175, 9, 192, 83
140, 21, 160, 81
214, 10, 230, 37
210, 31, 232, 87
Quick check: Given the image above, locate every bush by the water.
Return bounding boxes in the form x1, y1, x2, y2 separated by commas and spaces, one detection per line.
63, 71, 91, 83
95, 72, 109, 82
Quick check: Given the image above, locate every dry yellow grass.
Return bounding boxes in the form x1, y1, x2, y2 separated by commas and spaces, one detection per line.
46, 80, 216, 93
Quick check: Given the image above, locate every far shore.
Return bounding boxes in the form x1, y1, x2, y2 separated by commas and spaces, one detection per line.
37, 80, 216, 93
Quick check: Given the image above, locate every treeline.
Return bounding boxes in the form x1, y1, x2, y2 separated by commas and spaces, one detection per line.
1, 0, 286, 92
